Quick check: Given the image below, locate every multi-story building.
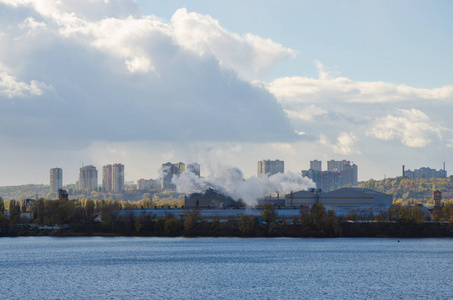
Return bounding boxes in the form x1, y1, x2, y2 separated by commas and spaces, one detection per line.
257, 160, 284, 177
302, 159, 358, 191
341, 163, 358, 187
302, 169, 342, 192
161, 162, 185, 190
102, 164, 112, 193
327, 160, 358, 186
186, 163, 201, 177
103, 163, 125, 193
327, 160, 350, 172
404, 166, 447, 179
137, 179, 159, 190
50, 168, 63, 194
79, 165, 98, 190
310, 160, 322, 171
112, 163, 125, 193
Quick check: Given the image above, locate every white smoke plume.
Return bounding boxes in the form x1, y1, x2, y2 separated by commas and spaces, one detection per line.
172, 165, 315, 207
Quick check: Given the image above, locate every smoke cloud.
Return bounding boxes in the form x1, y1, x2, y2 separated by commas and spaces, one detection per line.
172, 166, 315, 207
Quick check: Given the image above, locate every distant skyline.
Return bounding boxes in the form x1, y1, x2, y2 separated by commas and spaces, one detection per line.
0, 0, 452, 185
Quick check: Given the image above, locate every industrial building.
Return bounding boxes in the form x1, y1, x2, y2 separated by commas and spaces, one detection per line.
184, 188, 239, 208
285, 187, 393, 213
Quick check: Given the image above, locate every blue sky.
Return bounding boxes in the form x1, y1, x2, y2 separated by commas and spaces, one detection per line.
138, 0, 453, 87
0, 0, 452, 186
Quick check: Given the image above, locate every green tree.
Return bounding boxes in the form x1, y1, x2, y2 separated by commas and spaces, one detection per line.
183, 207, 200, 235
164, 217, 180, 236
0, 197, 4, 215
310, 203, 326, 232
238, 215, 256, 236
299, 206, 310, 230
261, 203, 277, 224
135, 220, 142, 233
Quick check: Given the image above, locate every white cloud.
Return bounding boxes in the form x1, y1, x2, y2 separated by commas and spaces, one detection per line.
171, 8, 296, 80
270, 143, 295, 154
284, 104, 327, 121
319, 132, 358, 155
0, 66, 44, 98
267, 62, 453, 104
0, 2, 296, 79
19, 17, 47, 32
0, 0, 297, 144
333, 132, 358, 155
368, 109, 443, 147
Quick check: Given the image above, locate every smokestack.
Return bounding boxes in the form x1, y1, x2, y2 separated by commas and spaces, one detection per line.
402, 165, 405, 178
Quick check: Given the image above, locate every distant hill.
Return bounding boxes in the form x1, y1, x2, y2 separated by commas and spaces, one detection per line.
358, 177, 453, 203
0, 184, 184, 206
0, 184, 49, 200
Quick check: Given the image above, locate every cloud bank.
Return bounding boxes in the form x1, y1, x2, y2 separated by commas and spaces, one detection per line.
0, 1, 297, 145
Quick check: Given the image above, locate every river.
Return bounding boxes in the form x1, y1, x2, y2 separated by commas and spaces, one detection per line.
1, 237, 452, 299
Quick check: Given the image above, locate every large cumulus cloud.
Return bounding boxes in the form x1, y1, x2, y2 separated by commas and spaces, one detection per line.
265, 62, 453, 149
0, 0, 297, 145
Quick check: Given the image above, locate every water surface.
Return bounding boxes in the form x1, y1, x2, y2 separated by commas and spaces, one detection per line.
1, 237, 452, 299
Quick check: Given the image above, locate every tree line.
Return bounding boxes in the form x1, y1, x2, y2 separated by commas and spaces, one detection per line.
2, 198, 453, 237
359, 176, 453, 203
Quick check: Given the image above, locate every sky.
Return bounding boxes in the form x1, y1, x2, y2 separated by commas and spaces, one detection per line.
0, 0, 452, 186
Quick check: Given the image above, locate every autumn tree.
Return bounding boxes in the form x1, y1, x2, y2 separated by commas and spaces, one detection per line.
239, 215, 256, 236
183, 207, 201, 235
261, 203, 277, 224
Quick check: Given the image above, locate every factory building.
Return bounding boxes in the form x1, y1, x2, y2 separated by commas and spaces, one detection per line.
184, 188, 239, 208
285, 187, 393, 213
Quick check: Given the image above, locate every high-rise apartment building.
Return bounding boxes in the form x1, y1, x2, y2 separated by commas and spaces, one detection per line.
327, 160, 350, 172
102, 164, 112, 192
257, 160, 284, 177
161, 162, 185, 190
404, 166, 447, 179
50, 168, 63, 194
103, 163, 125, 193
112, 163, 125, 193
79, 165, 98, 190
327, 160, 358, 186
302, 159, 358, 191
310, 160, 322, 171
186, 163, 201, 177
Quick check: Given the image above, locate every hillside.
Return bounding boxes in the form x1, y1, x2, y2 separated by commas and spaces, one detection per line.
358, 177, 453, 203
